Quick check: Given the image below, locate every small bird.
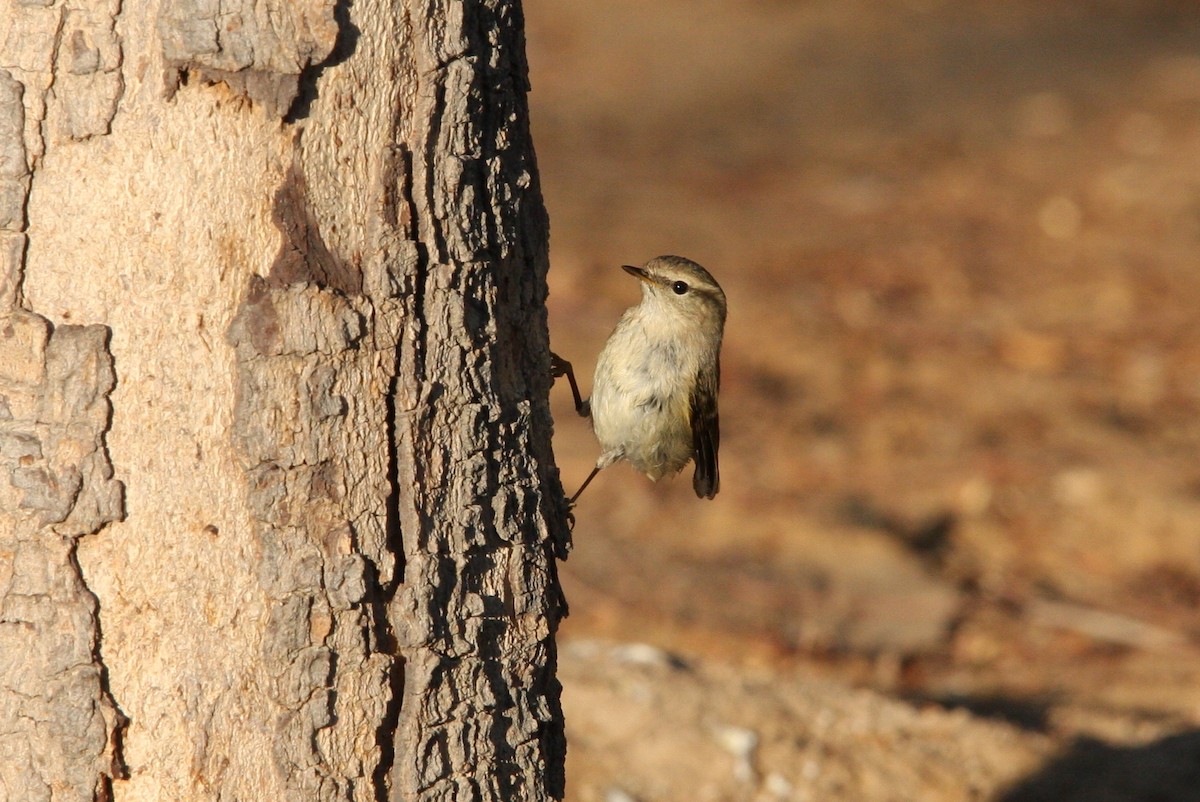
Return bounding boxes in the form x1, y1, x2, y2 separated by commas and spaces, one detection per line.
553, 255, 727, 504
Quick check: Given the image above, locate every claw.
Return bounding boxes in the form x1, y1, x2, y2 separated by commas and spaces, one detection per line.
549, 351, 589, 418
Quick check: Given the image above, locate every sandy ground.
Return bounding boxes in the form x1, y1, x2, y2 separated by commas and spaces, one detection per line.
524, 1, 1200, 799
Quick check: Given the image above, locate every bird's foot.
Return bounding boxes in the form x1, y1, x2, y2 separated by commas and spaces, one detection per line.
550, 351, 589, 418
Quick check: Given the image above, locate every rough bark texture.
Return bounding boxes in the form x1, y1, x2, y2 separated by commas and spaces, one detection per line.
386, 3, 568, 797
0, 1, 567, 800
158, 0, 338, 117
0, 311, 126, 801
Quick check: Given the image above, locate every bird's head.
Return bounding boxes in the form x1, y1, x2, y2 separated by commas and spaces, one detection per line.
622, 255, 727, 328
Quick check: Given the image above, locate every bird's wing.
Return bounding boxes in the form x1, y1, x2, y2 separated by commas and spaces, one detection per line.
690, 359, 720, 499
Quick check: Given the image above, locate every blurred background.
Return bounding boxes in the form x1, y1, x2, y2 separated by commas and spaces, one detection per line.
525, 1, 1200, 799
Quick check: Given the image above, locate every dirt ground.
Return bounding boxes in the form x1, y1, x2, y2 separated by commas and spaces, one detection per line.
524, 1, 1200, 799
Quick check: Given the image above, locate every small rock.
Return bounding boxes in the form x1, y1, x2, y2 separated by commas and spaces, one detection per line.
604, 787, 638, 802
764, 772, 794, 798
610, 642, 674, 668
713, 724, 759, 782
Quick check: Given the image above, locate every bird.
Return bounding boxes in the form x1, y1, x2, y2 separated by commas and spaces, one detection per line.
552, 255, 726, 504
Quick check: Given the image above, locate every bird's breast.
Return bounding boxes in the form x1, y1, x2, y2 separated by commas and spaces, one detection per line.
590, 315, 698, 476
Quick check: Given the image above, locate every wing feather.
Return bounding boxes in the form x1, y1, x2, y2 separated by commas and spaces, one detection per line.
689, 360, 721, 499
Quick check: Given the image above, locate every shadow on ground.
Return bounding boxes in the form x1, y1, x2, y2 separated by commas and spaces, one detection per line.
1000, 731, 1200, 802
906, 692, 1056, 733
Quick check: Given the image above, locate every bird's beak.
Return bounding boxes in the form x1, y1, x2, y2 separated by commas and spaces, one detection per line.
622, 264, 659, 286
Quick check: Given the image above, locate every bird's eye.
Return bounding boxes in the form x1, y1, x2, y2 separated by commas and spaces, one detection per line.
671, 281, 689, 295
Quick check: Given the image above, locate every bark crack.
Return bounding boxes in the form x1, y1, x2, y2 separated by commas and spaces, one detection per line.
422, 77, 449, 265
40, 7, 66, 154
69, 541, 130, 783
370, 356, 406, 802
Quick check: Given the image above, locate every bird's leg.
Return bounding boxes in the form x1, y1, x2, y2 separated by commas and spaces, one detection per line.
568, 465, 602, 506
551, 351, 599, 518
550, 352, 590, 418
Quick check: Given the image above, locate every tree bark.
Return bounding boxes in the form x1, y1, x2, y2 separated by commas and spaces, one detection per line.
0, 1, 568, 800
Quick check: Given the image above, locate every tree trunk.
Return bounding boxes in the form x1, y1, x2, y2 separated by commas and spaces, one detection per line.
0, 1, 568, 800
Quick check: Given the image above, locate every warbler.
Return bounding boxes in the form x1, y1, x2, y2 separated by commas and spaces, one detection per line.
553, 255, 726, 503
